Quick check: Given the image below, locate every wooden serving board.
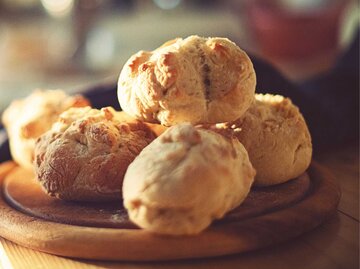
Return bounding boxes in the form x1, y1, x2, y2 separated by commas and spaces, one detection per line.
0, 161, 340, 261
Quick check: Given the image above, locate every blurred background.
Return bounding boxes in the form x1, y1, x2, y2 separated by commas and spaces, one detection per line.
0, 0, 358, 113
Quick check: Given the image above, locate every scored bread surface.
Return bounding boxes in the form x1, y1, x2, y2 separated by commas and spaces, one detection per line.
118, 35, 256, 126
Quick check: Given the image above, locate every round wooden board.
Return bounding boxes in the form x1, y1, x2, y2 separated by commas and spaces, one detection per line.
0, 161, 340, 261
2, 166, 310, 229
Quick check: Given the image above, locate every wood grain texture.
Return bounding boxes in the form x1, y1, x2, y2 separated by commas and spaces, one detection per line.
2, 167, 310, 229
1, 212, 358, 269
0, 162, 16, 180
0, 162, 340, 261
0, 238, 101, 269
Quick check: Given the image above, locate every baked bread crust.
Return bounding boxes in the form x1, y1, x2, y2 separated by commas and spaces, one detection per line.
218, 94, 312, 186
34, 107, 156, 201
116, 111, 168, 137
123, 123, 255, 235
118, 35, 256, 126
1, 90, 89, 169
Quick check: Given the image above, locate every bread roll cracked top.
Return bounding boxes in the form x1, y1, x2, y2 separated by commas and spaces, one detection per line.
218, 94, 312, 186
118, 35, 256, 126
123, 123, 256, 235
1, 90, 90, 169
34, 107, 156, 201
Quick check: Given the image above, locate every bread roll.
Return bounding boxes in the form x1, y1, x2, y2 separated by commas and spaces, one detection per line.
1, 90, 89, 169
34, 107, 156, 201
118, 35, 256, 126
218, 94, 312, 186
123, 123, 255, 235
116, 111, 168, 137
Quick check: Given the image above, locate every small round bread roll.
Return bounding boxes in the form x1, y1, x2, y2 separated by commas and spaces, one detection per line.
118, 35, 256, 126
123, 123, 256, 235
219, 94, 312, 186
1, 90, 89, 170
34, 107, 156, 201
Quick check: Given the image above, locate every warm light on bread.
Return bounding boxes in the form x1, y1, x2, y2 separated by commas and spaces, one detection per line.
1, 90, 90, 170
216, 93, 312, 186
118, 35, 256, 126
123, 123, 255, 235
34, 106, 156, 201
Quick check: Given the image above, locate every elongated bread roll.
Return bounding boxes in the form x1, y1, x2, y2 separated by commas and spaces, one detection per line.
123, 123, 255, 235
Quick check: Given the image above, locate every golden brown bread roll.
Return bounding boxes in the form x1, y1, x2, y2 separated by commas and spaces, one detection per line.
123, 123, 255, 235
217, 94, 312, 186
118, 35, 256, 126
1, 90, 89, 170
116, 111, 168, 137
34, 107, 156, 201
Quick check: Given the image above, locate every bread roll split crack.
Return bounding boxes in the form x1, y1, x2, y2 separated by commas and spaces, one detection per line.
118, 35, 256, 126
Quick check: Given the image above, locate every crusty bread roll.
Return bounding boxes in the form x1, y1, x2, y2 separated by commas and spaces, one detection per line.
123, 123, 256, 235
217, 94, 312, 186
116, 111, 168, 137
118, 35, 256, 126
1, 90, 89, 170
34, 107, 156, 201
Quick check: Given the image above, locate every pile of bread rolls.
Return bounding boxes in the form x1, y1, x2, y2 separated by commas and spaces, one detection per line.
2, 36, 312, 236
2, 90, 90, 170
